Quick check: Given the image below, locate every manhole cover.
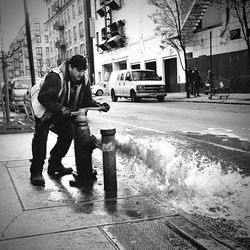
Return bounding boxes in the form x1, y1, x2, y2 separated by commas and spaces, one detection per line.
102, 218, 197, 249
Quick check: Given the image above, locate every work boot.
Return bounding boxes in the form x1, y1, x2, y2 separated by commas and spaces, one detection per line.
30, 172, 45, 186
73, 169, 97, 180
47, 162, 73, 176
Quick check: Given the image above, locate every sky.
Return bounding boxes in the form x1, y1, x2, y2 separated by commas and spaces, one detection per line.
0, 0, 47, 51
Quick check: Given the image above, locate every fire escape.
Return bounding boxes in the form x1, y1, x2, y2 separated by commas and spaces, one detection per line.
52, 2, 66, 65
181, 0, 211, 35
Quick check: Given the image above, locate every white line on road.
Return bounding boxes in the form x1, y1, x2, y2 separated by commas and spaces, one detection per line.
93, 116, 250, 154
92, 116, 167, 134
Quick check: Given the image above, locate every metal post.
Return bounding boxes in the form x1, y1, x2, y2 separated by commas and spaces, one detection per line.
101, 128, 117, 192
23, 0, 35, 86
83, 0, 95, 84
1, 51, 10, 123
209, 31, 213, 100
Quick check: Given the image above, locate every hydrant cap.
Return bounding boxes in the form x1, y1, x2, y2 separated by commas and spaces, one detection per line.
100, 128, 116, 136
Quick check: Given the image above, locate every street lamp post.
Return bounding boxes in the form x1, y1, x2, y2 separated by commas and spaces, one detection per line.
209, 31, 213, 100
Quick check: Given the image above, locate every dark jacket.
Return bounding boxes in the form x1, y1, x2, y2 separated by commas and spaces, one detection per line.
38, 61, 98, 115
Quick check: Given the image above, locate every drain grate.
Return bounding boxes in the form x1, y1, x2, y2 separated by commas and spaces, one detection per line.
102, 218, 197, 249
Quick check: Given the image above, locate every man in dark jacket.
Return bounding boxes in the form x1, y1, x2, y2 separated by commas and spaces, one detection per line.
30, 55, 109, 186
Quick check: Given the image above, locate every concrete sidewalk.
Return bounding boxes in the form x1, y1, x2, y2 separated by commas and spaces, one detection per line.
165, 92, 250, 105
0, 129, 247, 249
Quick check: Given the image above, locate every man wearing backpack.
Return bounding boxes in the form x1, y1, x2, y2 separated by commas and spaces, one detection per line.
30, 55, 110, 186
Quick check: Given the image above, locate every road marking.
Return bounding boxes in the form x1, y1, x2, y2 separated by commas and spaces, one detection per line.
93, 116, 250, 154
207, 128, 232, 133
93, 116, 167, 134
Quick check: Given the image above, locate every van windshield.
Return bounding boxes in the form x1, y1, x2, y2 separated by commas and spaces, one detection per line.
132, 71, 159, 81
13, 79, 31, 89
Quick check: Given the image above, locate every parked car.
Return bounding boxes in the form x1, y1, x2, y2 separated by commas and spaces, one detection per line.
109, 69, 166, 102
8, 77, 41, 110
91, 82, 108, 96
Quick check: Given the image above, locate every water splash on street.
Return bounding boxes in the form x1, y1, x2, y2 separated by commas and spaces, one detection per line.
115, 133, 250, 237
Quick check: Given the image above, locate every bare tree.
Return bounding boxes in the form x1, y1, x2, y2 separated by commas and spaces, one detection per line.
149, 0, 199, 97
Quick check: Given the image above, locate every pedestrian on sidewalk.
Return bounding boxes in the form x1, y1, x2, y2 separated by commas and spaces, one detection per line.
30, 55, 110, 186
192, 67, 202, 97
207, 70, 215, 99
186, 67, 193, 98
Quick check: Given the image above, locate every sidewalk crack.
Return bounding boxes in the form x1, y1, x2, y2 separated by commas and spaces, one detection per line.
1, 211, 23, 239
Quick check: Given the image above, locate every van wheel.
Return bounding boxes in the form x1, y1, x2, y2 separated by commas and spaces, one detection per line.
96, 89, 103, 96
131, 91, 139, 102
111, 90, 118, 102
157, 96, 165, 102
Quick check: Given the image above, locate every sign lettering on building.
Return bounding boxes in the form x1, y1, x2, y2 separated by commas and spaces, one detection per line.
104, 1, 112, 41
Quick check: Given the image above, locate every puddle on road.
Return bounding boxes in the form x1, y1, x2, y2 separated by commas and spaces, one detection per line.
110, 132, 250, 239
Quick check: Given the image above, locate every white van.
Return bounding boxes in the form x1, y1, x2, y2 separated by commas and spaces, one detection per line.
109, 69, 167, 102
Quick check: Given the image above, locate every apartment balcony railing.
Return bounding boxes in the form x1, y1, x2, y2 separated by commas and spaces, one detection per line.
55, 39, 66, 48
53, 21, 64, 30
52, 3, 61, 13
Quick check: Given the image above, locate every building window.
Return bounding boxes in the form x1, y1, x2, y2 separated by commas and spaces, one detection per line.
44, 23, 48, 31
72, 4, 75, 19
49, 24, 52, 36
67, 8, 70, 23
50, 41, 53, 52
230, 28, 241, 40
80, 43, 85, 55
46, 47, 50, 55
64, 12, 67, 25
35, 35, 41, 43
79, 21, 84, 37
44, 35, 49, 43
46, 59, 50, 67
186, 52, 193, 59
68, 29, 71, 44
34, 23, 40, 31
37, 59, 43, 68
48, 7, 50, 19
77, 0, 83, 14
74, 46, 78, 54
36, 47, 42, 55
73, 26, 77, 42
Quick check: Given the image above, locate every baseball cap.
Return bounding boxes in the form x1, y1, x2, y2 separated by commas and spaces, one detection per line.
69, 55, 87, 70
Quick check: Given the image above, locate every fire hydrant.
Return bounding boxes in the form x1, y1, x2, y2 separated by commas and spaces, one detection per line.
69, 108, 101, 186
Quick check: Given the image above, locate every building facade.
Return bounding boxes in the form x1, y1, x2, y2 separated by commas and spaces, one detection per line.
43, 0, 87, 67
91, 0, 250, 93
8, 18, 50, 79
39, 0, 250, 92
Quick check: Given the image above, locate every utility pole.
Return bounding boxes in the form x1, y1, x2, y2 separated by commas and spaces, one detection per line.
83, 0, 95, 85
23, 0, 36, 86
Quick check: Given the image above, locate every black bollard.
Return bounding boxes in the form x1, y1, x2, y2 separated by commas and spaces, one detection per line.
101, 128, 117, 192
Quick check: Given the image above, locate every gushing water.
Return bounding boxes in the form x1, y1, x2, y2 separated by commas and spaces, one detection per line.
114, 133, 250, 236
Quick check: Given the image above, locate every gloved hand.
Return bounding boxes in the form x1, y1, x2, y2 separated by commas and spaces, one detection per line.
100, 102, 110, 112
61, 107, 71, 117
